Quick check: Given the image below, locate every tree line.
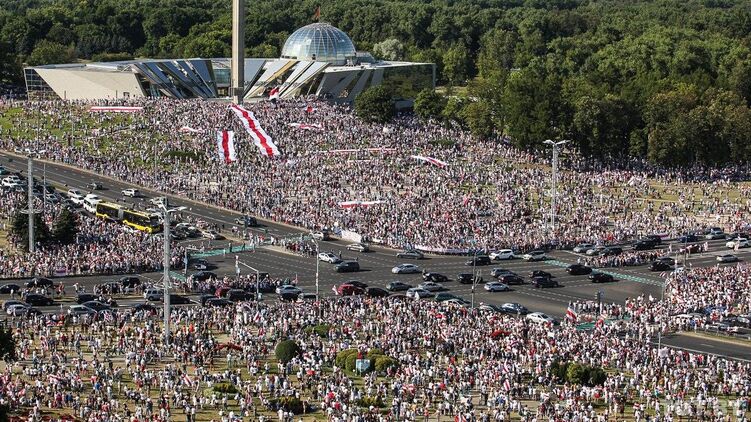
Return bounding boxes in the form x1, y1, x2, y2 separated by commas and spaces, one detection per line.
1, 0, 751, 165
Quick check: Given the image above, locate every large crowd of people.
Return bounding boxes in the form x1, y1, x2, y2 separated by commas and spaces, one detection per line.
1, 98, 750, 253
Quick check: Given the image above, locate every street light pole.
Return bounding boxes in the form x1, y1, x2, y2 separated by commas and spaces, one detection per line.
237, 260, 261, 310
27, 155, 35, 253
313, 239, 320, 322
471, 248, 478, 309
158, 201, 186, 346
543, 140, 569, 234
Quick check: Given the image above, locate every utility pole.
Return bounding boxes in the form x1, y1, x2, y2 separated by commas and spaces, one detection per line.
163, 206, 171, 346
543, 140, 569, 234
470, 248, 478, 309
27, 155, 34, 253
237, 259, 261, 310
314, 239, 320, 322
231, 0, 246, 103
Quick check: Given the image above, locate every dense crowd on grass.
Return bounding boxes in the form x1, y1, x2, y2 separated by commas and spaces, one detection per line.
2, 98, 750, 255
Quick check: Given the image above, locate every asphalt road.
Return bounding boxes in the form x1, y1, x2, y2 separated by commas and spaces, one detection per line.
3, 150, 751, 359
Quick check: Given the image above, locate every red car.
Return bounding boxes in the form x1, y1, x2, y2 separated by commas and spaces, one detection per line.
337, 284, 365, 296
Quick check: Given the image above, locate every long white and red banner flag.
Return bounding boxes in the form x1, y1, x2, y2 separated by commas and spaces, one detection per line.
179, 126, 202, 133
89, 106, 143, 113
288, 122, 323, 131
410, 155, 448, 168
229, 104, 280, 158
216, 130, 237, 164
338, 200, 386, 209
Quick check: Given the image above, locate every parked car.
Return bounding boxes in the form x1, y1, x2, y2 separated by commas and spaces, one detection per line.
533, 277, 558, 288
318, 252, 342, 264
649, 261, 672, 271
500, 302, 529, 315
346, 243, 370, 252
465, 255, 492, 266
529, 270, 553, 279
434, 292, 464, 303
396, 250, 424, 259
573, 243, 595, 253
335, 261, 360, 273
489, 249, 515, 260
275, 285, 302, 295
522, 250, 547, 261
499, 275, 525, 285
422, 272, 449, 283
490, 268, 516, 278
717, 254, 739, 263
406, 288, 433, 299
233, 215, 258, 227
484, 281, 510, 292
87, 182, 103, 190
26, 277, 53, 287
366, 287, 390, 298
566, 264, 592, 275
417, 281, 443, 292
457, 273, 483, 284
25, 294, 54, 306
0, 283, 21, 294
589, 273, 616, 283
526, 312, 558, 325
193, 271, 217, 281
386, 281, 412, 291
392, 263, 420, 274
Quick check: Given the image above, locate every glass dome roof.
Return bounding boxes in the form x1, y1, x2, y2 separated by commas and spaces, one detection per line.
281, 23, 356, 66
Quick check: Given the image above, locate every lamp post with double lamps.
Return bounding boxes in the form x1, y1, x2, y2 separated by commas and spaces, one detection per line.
157, 200, 186, 346
542, 139, 569, 234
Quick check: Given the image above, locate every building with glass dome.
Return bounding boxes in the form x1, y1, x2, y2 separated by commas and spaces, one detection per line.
24, 22, 435, 107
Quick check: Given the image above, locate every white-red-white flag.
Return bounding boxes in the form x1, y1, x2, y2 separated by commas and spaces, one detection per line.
269, 87, 280, 101
216, 130, 237, 163
410, 155, 448, 168
229, 104, 281, 158
179, 126, 201, 133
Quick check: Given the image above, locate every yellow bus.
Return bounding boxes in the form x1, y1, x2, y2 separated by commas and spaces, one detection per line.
122, 209, 162, 233
95, 201, 124, 221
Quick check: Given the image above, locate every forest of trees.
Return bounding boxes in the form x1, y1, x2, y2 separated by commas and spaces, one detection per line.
1, 0, 751, 165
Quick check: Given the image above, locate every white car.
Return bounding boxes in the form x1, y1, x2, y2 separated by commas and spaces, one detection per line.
275, 285, 302, 295
346, 243, 370, 252
716, 254, 739, 263
484, 281, 510, 292
489, 249, 515, 260
726, 238, 749, 249
392, 263, 421, 274
317, 252, 341, 263
526, 312, 557, 325
406, 288, 433, 299
150, 197, 168, 206
6, 303, 30, 316
201, 230, 224, 240
706, 228, 725, 240
573, 243, 595, 253
121, 188, 139, 197
522, 250, 547, 261
84, 193, 101, 201
1, 176, 21, 187
68, 193, 85, 205
68, 305, 96, 316
417, 281, 442, 292
67, 188, 82, 197
44, 193, 59, 203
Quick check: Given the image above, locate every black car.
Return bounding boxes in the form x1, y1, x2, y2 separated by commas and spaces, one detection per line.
643, 235, 663, 245
26, 277, 53, 287
76, 294, 99, 304
387, 281, 412, 291
601, 247, 623, 256
529, 270, 553, 279
457, 273, 483, 284
120, 276, 141, 288
169, 294, 192, 305
192, 271, 218, 281
133, 303, 156, 312
227, 289, 252, 302
199, 294, 217, 306
422, 272, 449, 283
335, 261, 360, 273
679, 234, 699, 243
82, 300, 111, 312
0, 283, 21, 294
234, 215, 258, 227
366, 287, 390, 298
25, 294, 54, 306
279, 292, 299, 302
649, 261, 672, 271
190, 259, 214, 270
566, 264, 592, 275
533, 277, 559, 288
500, 303, 529, 315
465, 256, 492, 266
499, 275, 525, 285
589, 273, 616, 283
491, 268, 516, 278
633, 240, 656, 251
343, 280, 368, 289
205, 297, 233, 307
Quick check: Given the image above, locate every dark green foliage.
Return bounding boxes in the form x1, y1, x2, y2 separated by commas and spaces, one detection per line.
12, 206, 50, 252
0, 326, 16, 362
414, 88, 447, 121
357, 396, 386, 408
212, 382, 238, 394
91, 52, 133, 62
271, 396, 303, 414
274, 339, 300, 364
335, 348, 357, 368
355, 86, 395, 123
51, 208, 78, 245
553, 361, 608, 386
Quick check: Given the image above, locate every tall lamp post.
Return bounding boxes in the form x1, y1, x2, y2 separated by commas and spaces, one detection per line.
311, 238, 321, 322
21, 149, 46, 253
157, 200, 186, 346
542, 140, 568, 234
236, 259, 261, 310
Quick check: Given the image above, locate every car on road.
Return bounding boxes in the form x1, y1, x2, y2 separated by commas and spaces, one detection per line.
633, 240, 657, 250
227, 289, 252, 302
0, 166, 7, 175
566, 264, 592, 275
120, 276, 141, 289
276, 285, 302, 295
318, 252, 342, 264
26, 277, 53, 287
76, 294, 99, 304
417, 281, 443, 292
144, 289, 164, 301
133, 303, 156, 312
406, 288, 433, 299
422, 272, 449, 283
526, 312, 558, 325
601, 246, 623, 256
680, 244, 701, 254
205, 297, 233, 307
585, 246, 607, 256
717, 254, 739, 263
434, 292, 463, 303
457, 273, 483, 284
392, 263, 420, 274
396, 250, 424, 259
311, 230, 331, 241
342, 280, 368, 289
121, 188, 139, 197
484, 281, 510, 292
386, 281, 412, 292
201, 230, 224, 240
25, 294, 54, 306
726, 238, 749, 249
337, 284, 365, 296
81, 300, 111, 313
532, 277, 558, 288
69, 305, 97, 316
190, 259, 213, 270
642, 235, 663, 245
573, 243, 595, 253
489, 249, 515, 260
169, 294, 192, 305
0, 283, 20, 294
87, 182, 103, 190
7, 304, 40, 317
233, 215, 258, 227
465, 255, 492, 266
500, 302, 529, 315
478, 303, 503, 313
490, 268, 516, 278
150, 197, 168, 206
335, 261, 360, 273
1, 176, 22, 188
2, 300, 25, 311
589, 273, 616, 283
499, 275, 525, 285
193, 271, 217, 281
529, 270, 553, 279
679, 233, 699, 243
346, 243, 370, 252
366, 287, 389, 298
649, 261, 672, 271
706, 227, 725, 239
522, 250, 547, 261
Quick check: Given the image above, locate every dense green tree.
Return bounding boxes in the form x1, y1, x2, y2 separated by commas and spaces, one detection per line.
51, 208, 79, 245
27, 39, 75, 65
442, 44, 470, 86
0, 326, 16, 362
11, 207, 50, 251
355, 86, 395, 123
460, 100, 494, 139
372, 38, 405, 61
0, 40, 22, 84
413, 88, 446, 120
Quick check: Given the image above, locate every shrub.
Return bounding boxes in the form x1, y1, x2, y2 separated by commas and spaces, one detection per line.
275, 339, 300, 364
272, 396, 303, 414
586, 367, 608, 386
566, 362, 587, 385
374, 355, 398, 373
335, 349, 358, 368
312, 324, 330, 338
550, 360, 569, 381
345, 352, 358, 372
366, 348, 385, 358
213, 382, 237, 394
357, 396, 386, 408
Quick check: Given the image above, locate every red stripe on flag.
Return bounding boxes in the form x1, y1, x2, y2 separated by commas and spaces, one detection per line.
221, 131, 231, 163
230, 104, 275, 157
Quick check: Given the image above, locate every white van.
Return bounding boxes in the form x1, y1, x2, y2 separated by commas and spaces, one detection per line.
83, 197, 101, 213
